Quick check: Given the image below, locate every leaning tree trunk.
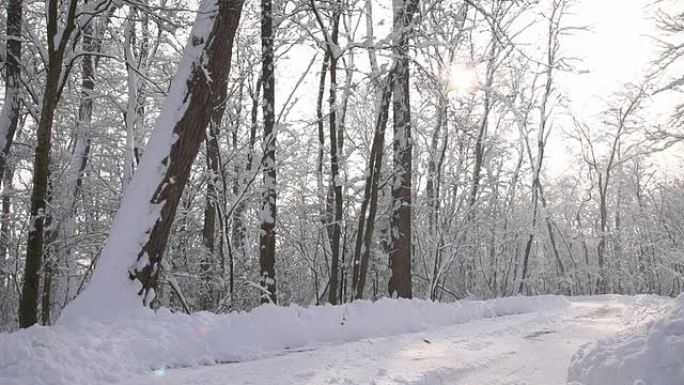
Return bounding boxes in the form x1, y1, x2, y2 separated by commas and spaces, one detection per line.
350, 0, 388, 300
60, 0, 244, 321
351, 69, 393, 300
259, 0, 277, 304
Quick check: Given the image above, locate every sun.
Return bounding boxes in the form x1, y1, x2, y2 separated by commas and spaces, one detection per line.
447, 64, 477, 93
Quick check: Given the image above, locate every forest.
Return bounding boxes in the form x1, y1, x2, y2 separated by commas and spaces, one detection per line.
2, 0, 684, 383
0, 0, 682, 366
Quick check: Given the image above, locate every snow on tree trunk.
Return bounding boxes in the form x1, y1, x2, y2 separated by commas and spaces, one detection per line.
388, 0, 418, 299
259, 0, 277, 304
19, 0, 80, 328
0, 0, 22, 190
123, 9, 139, 190
60, 0, 243, 322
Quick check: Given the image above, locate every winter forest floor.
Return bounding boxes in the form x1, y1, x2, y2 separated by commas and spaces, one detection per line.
120, 297, 665, 385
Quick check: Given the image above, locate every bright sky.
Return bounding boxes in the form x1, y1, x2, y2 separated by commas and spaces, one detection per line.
546, 0, 658, 176
564, 0, 654, 114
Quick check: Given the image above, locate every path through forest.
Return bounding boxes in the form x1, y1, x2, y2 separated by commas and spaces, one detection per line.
125, 297, 661, 385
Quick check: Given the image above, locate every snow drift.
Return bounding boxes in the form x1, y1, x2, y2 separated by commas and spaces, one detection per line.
567, 294, 684, 385
0, 296, 568, 385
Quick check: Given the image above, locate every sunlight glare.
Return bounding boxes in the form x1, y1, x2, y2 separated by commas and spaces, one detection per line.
447, 64, 477, 93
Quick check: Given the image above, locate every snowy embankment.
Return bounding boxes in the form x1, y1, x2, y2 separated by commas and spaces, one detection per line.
0, 296, 568, 385
568, 294, 683, 385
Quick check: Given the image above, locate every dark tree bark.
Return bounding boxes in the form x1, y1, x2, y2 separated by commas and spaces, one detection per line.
0, 0, 22, 190
316, 51, 331, 256
259, 0, 277, 304
327, 8, 344, 306
19, 0, 80, 328
200, 91, 227, 310
0, 160, 15, 265
351, 71, 393, 299
388, 0, 419, 298
310, 0, 343, 305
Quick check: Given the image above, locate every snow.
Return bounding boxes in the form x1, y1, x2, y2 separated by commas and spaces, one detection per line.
568, 294, 683, 385
0, 296, 569, 385
120, 295, 666, 385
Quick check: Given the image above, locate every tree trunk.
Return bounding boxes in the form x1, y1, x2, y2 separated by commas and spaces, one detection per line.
351, 70, 393, 299
19, 0, 80, 328
259, 0, 277, 304
199, 87, 227, 310
388, 0, 418, 298
309, 0, 344, 305
123, 8, 139, 189
326, 7, 343, 306
232, 75, 261, 257
0, 0, 22, 190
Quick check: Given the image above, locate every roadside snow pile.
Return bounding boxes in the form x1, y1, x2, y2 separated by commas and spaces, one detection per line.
0, 295, 568, 385
568, 294, 684, 385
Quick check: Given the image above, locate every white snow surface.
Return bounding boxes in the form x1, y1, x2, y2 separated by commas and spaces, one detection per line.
120, 295, 668, 385
568, 294, 683, 385
0, 296, 570, 385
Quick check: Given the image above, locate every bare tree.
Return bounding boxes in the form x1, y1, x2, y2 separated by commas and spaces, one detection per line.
388, 0, 420, 299
259, 0, 277, 304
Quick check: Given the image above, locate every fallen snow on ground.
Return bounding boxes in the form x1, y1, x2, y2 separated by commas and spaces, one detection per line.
0, 296, 568, 385
568, 294, 682, 385
121, 295, 668, 385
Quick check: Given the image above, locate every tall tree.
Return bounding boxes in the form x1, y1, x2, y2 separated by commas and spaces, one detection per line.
351, 0, 392, 300
61, 0, 244, 320
389, 0, 419, 298
19, 0, 90, 328
310, 0, 343, 305
0, 0, 22, 189
259, 0, 277, 304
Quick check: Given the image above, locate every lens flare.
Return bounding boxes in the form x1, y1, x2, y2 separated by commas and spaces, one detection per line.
447, 64, 477, 93
154, 367, 167, 377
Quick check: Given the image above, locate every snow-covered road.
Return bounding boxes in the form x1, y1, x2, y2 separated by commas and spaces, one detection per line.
125, 297, 662, 385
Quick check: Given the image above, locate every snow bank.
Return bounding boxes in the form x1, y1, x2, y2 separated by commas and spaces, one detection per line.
0, 296, 568, 385
568, 294, 684, 385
